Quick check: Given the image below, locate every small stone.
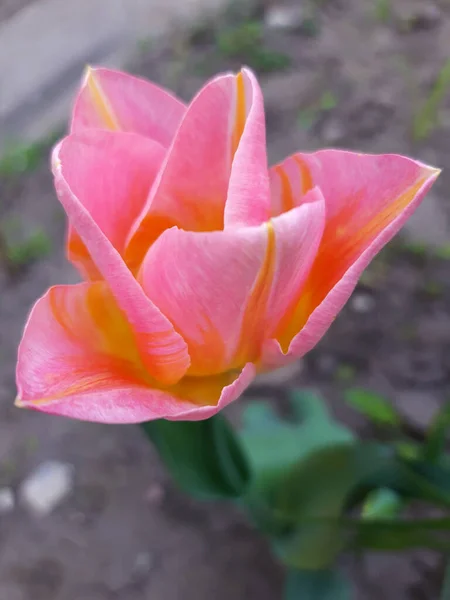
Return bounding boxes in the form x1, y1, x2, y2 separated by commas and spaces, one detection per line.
264, 4, 306, 31
20, 461, 73, 516
0, 487, 15, 514
145, 483, 165, 505
132, 552, 153, 581
351, 292, 376, 313
319, 117, 346, 144
253, 361, 304, 386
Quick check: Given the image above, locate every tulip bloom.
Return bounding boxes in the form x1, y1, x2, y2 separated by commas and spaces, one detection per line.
16, 67, 439, 423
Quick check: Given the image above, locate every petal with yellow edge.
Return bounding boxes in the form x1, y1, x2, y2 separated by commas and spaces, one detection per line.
59, 129, 165, 279
139, 225, 268, 376
52, 145, 190, 386
71, 67, 186, 147
263, 150, 441, 368
139, 188, 325, 376
124, 68, 270, 271
16, 283, 254, 423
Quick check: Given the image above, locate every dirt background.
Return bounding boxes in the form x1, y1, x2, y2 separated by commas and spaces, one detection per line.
1, 0, 450, 598
0, 0, 38, 23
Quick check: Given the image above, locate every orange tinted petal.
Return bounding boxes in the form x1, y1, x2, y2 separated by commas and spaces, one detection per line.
83, 67, 120, 130
271, 151, 440, 351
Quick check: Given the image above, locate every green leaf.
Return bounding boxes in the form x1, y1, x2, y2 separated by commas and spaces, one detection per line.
424, 402, 450, 462
241, 390, 353, 474
242, 400, 280, 430
278, 516, 450, 552
141, 415, 250, 500
320, 90, 338, 111
398, 459, 450, 506
441, 558, 450, 600
274, 442, 395, 568
240, 390, 353, 535
361, 487, 402, 520
285, 568, 352, 600
350, 516, 450, 552
344, 388, 401, 427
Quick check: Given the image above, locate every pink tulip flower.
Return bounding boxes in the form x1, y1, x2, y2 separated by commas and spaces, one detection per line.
16, 67, 440, 423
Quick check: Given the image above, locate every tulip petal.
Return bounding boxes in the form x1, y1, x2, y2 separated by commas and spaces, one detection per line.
168, 363, 257, 421
16, 285, 254, 423
224, 68, 271, 228
264, 151, 440, 366
232, 188, 326, 369
125, 68, 270, 270
140, 189, 325, 375
71, 67, 186, 147
60, 130, 165, 279
53, 146, 190, 385
265, 187, 326, 337
139, 225, 269, 376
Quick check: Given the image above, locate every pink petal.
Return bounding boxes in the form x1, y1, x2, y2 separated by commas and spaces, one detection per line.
52, 146, 190, 385
18, 367, 255, 424
265, 187, 326, 338
59, 130, 165, 279
71, 67, 186, 147
167, 363, 257, 421
16, 285, 254, 423
224, 68, 271, 228
125, 69, 270, 269
263, 151, 440, 367
139, 189, 324, 375
232, 188, 326, 370
138, 226, 269, 376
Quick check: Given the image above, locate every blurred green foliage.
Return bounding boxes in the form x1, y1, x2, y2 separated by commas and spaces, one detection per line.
0, 130, 59, 179
216, 21, 291, 73
148, 385, 450, 598
344, 388, 401, 427
413, 59, 450, 141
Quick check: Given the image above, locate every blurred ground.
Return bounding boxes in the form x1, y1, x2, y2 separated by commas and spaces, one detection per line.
1, 0, 450, 598
0, 0, 36, 23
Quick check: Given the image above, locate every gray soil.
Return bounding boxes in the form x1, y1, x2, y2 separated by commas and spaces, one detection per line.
1, 0, 450, 598
0, 0, 38, 23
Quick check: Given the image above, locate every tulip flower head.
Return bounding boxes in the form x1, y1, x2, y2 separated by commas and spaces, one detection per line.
16, 67, 440, 423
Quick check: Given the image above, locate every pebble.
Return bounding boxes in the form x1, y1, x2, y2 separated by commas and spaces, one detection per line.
19, 461, 74, 517
0, 487, 15, 514
319, 117, 346, 144
351, 292, 376, 313
264, 3, 306, 32
145, 482, 165, 505
132, 552, 154, 579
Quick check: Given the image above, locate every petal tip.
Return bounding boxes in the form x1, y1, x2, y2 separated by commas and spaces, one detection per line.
420, 162, 442, 181
14, 396, 25, 409
431, 166, 442, 178
51, 142, 62, 172
82, 64, 96, 86
240, 65, 255, 78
